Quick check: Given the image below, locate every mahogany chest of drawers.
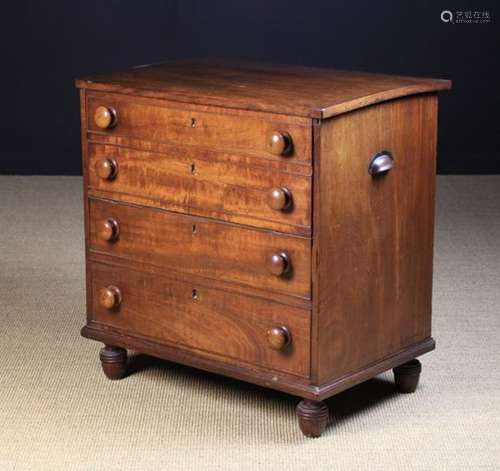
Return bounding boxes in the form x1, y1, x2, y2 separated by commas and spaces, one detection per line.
76, 60, 451, 437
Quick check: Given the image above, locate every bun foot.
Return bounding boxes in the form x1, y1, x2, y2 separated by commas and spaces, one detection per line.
393, 359, 422, 393
296, 400, 329, 437
99, 345, 127, 380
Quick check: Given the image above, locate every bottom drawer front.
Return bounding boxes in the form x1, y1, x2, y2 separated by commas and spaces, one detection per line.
90, 262, 311, 377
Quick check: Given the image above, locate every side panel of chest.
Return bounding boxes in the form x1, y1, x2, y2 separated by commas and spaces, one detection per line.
314, 94, 438, 383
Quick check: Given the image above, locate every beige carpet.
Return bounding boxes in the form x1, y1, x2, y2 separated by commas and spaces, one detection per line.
0, 176, 499, 470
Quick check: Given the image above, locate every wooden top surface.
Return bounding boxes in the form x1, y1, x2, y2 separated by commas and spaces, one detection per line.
76, 59, 451, 119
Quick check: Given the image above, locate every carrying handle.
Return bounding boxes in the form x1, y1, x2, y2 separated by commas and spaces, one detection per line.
368, 151, 394, 176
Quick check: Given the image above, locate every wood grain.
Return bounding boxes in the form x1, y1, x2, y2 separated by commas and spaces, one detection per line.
88, 134, 312, 176
76, 59, 451, 118
89, 198, 312, 299
86, 92, 312, 163
88, 253, 312, 310
87, 142, 311, 235
314, 94, 438, 383
90, 261, 311, 377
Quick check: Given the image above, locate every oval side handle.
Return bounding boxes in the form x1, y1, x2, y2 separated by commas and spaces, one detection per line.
368, 151, 394, 176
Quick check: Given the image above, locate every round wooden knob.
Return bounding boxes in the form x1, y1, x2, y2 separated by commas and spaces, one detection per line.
269, 131, 292, 156
95, 158, 118, 180
98, 218, 120, 242
269, 187, 292, 211
267, 326, 291, 350
99, 286, 122, 310
94, 106, 117, 129
267, 252, 290, 276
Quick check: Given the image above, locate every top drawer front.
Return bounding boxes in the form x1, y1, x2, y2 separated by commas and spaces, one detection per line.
87, 93, 312, 164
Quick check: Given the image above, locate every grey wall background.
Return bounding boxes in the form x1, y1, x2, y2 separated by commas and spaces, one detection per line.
1, 0, 498, 174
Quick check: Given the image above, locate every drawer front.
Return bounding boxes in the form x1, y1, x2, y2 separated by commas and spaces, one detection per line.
87, 143, 311, 235
87, 93, 312, 164
89, 198, 311, 299
90, 262, 311, 377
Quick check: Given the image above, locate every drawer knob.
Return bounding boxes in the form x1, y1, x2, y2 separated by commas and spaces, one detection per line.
98, 218, 120, 242
94, 106, 117, 129
95, 158, 118, 180
267, 326, 291, 350
269, 186, 292, 211
269, 131, 292, 156
267, 252, 290, 276
99, 286, 122, 310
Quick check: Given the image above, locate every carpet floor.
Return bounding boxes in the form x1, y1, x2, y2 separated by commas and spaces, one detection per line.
0, 176, 499, 470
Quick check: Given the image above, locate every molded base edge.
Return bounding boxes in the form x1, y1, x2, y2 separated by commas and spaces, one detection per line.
81, 323, 435, 401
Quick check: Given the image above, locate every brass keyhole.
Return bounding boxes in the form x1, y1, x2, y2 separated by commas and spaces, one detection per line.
192, 224, 197, 234
192, 288, 198, 300
190, 163, 197, 175
191, 117, 197, 128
